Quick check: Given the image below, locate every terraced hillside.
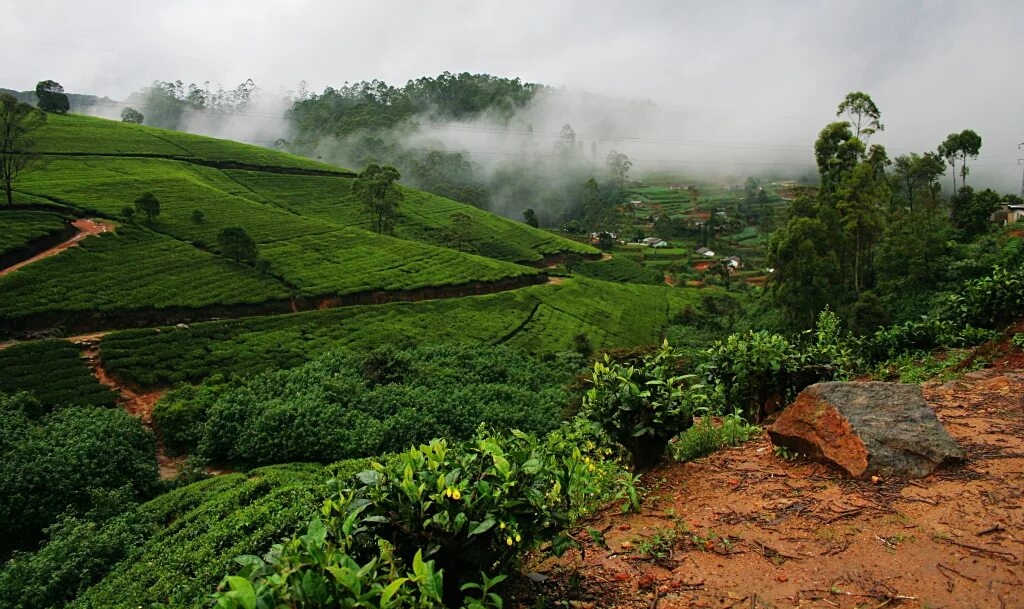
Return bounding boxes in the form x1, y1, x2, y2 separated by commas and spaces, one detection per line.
0, 114, 599, 334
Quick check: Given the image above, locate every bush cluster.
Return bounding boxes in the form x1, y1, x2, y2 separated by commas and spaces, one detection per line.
155, 344, 574, 466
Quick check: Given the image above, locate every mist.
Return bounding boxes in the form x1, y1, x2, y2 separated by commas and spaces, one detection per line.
4, 0, 1021, 202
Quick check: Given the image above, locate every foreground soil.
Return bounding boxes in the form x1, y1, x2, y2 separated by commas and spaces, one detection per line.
529, 364, 1023, 607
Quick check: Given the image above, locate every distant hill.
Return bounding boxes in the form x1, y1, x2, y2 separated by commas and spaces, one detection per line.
0, 86, 120, 113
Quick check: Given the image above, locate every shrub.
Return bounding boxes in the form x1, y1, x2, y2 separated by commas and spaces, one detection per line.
670, 412, 761, 462
330, 428, 577, 596
583, 341, 704, 469
0, 397, 158, 557
208, 426, 619, 608
945, 265, 1024, 328
701, 330, 799, 423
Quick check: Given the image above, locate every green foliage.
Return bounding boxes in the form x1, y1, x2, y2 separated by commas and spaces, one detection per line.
1011, 333, 1024, 349
100, 278, 698, 387
573, 255, 665, 285
353, 164, 403, 235
155, 344, 572, 466
670, 413, 761, 462
0, 396, 158, 557
0, 487, 151, 609
134, 191, 160, 224
0, 227, 289, 330
190, 209, 204, 223
209, 425, 625, 608
216, 226, 258, 263
119, 107, 143, 124
0, 339, 118, 407
35, 81, 69, 114
0, 210, 69, 257
583, 341, 704, 469
945, 265, 1024, 328
0, 93, 47, 206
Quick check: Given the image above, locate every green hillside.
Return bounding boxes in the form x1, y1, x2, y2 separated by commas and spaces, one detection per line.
0, 115, 608, 334
98, 277, 699, 387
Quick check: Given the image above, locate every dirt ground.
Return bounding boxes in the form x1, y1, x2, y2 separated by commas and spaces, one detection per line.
528, 347, 1024, 608
0, 218, 114, 277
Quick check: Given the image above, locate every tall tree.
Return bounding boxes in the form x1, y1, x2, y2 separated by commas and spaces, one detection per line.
605, 150, 632, 189
0, 94, 46, 206
891, 152, 945, 211
950, 186, 1001, 238
133, 192, 160, 224
34, 80, 69, 114
768, 216, 842, 329
353, 164, 403, 234
522, 208, 539, 228
836, 92, 883, 141
938, 130, 982, 196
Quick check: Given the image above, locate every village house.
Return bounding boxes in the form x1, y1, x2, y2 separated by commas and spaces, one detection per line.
668, 184, 690, 191
724, 255, 742, 269
695, 246, 715, 257
641, 237, 669, 248
992, 202, 1024, 225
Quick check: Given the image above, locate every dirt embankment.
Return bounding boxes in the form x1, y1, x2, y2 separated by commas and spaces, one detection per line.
0, 272, 549, 339
529, 355, 1024, 608
0, 219, 113, 278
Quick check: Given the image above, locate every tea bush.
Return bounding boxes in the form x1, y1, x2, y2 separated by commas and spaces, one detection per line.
155, 343, 574, 466
582, 341, 705, 469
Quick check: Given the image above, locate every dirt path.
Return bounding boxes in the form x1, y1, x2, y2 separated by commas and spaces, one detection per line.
531, 356, 1024, 607
0, 219, 114, 277
71, 335, 184, 478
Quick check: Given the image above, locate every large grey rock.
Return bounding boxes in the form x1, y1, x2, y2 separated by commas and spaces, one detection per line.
768, 382, 966, 479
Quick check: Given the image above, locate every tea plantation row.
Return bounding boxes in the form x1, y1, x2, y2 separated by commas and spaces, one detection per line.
100, 278, 701, 387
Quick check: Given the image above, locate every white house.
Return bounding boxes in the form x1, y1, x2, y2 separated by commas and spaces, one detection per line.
642, 237, 669, 248
695, 246, 715, 257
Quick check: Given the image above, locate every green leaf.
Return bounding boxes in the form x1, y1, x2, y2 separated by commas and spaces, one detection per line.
225, 576, 256, 609
469, 518, 496, 536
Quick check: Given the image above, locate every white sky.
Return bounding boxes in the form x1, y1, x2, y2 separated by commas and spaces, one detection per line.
2, 0, 1022, 189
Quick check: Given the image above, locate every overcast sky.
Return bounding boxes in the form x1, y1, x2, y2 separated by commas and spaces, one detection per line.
2, 0, 1022, 189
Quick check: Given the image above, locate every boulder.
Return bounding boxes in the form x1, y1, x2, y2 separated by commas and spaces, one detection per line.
768, 382, 965, 479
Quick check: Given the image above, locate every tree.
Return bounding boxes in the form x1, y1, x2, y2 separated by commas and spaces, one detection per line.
950, 186, 1001, 238
34, 80, 69, 114
606, 150, 632, 189
120, 107, 144, 124
443, 211, 475, 252
133, 192, 160, 224
597, 231, 614, 251
768, 216, 842, 329
522, 208, 539, 228
217, 227, 258, 263
938, 130, 982, 196
836, 91, 883, 141
352, 163, 402, 234
892, 152, 945, 211
0, 94, 46, 206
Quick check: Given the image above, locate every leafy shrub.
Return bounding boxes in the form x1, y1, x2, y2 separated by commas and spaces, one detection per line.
701, 331, 800, 423
0, 487, 152, 609
156, 344, 573, 467
0, 395, 158, 557
583, 341, 704, 469
945, 265, 1024, 328
205, 426, 626, 608
329, 428, 577, 597
1012, 333, 1024, 349
670, 412, 761, 462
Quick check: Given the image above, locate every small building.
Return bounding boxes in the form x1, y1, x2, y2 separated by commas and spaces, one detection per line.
723, 255, 742, 269
629, 200, 645, 208
641, 237, 668, 248
695, 246, 715, 257
668, 184, 690, 191
993, 203, 1024, 225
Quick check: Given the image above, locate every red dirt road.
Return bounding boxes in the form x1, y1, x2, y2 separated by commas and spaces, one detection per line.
0, 218, 114, 277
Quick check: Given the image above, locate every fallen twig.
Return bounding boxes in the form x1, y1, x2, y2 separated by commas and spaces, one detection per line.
978, 524, 1005, 536
932, 536, 1019, 563
937, 562, 977, 582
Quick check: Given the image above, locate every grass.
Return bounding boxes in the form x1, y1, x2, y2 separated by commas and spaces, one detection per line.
222, 170, 598, 263
0, 339, 118, 407
32, 113, 345, 172
0, 209, 71, 257
99, 278, 700, 387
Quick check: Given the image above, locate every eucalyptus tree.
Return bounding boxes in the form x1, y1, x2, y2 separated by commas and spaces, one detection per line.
0, 94, 46, 206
